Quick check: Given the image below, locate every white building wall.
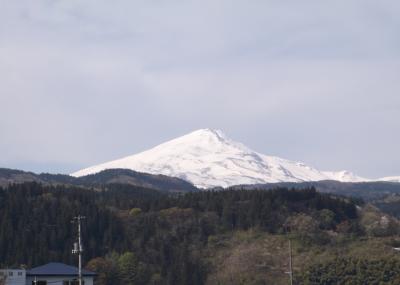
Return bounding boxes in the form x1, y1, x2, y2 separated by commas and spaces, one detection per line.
25, 276, 93, 285
0, 269, 26, 285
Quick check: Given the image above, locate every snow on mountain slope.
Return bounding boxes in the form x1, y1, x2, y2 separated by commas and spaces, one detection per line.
72, 129, 372, 188
320, 170, 368, 183
378, 176, 400, 183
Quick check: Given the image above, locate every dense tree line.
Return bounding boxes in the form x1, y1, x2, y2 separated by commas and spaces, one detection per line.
0, 182, 364, 284
0, 183, 131, 267
301, 258, 400, 284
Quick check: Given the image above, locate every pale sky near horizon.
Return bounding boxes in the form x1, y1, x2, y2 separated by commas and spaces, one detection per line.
0, 0, 399, 178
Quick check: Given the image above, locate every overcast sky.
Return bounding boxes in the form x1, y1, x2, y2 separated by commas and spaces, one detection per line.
0, 0, 399, 178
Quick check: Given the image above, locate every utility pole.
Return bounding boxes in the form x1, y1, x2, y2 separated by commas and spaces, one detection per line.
72, 215, 86, 285
285, 238, 294, 285
288, 239, 293, 285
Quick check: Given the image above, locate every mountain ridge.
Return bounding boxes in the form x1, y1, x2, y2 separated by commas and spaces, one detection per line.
0, 167, 197, 192
73, 129, 395, 188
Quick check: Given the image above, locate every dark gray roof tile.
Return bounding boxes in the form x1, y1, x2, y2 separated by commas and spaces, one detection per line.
27, 263, 96, 276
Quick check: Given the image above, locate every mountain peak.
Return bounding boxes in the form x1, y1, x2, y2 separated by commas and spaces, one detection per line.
191, 128, 224, 136
179, 129, 231, 145
72, 129, 370, 188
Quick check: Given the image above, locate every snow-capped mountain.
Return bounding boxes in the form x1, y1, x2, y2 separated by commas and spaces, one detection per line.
72, 129, 373, 188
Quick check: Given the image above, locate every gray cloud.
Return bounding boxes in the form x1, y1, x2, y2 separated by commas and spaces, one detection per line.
0, 0, 399, 177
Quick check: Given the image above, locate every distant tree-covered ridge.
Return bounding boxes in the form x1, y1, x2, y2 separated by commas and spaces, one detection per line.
0, 167, 197, 192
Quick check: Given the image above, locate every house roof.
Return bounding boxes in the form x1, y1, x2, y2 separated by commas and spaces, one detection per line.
27, 262, 96, 277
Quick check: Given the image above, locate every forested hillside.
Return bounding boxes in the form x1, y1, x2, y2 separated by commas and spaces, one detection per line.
230, 180, 400, 201
0, 168, 197, 192
1, 183, 400, 284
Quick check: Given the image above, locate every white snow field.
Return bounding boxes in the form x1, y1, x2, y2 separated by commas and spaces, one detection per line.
71, 129, 379, 188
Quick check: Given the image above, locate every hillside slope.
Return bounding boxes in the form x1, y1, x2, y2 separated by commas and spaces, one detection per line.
0, 168, 197, 192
